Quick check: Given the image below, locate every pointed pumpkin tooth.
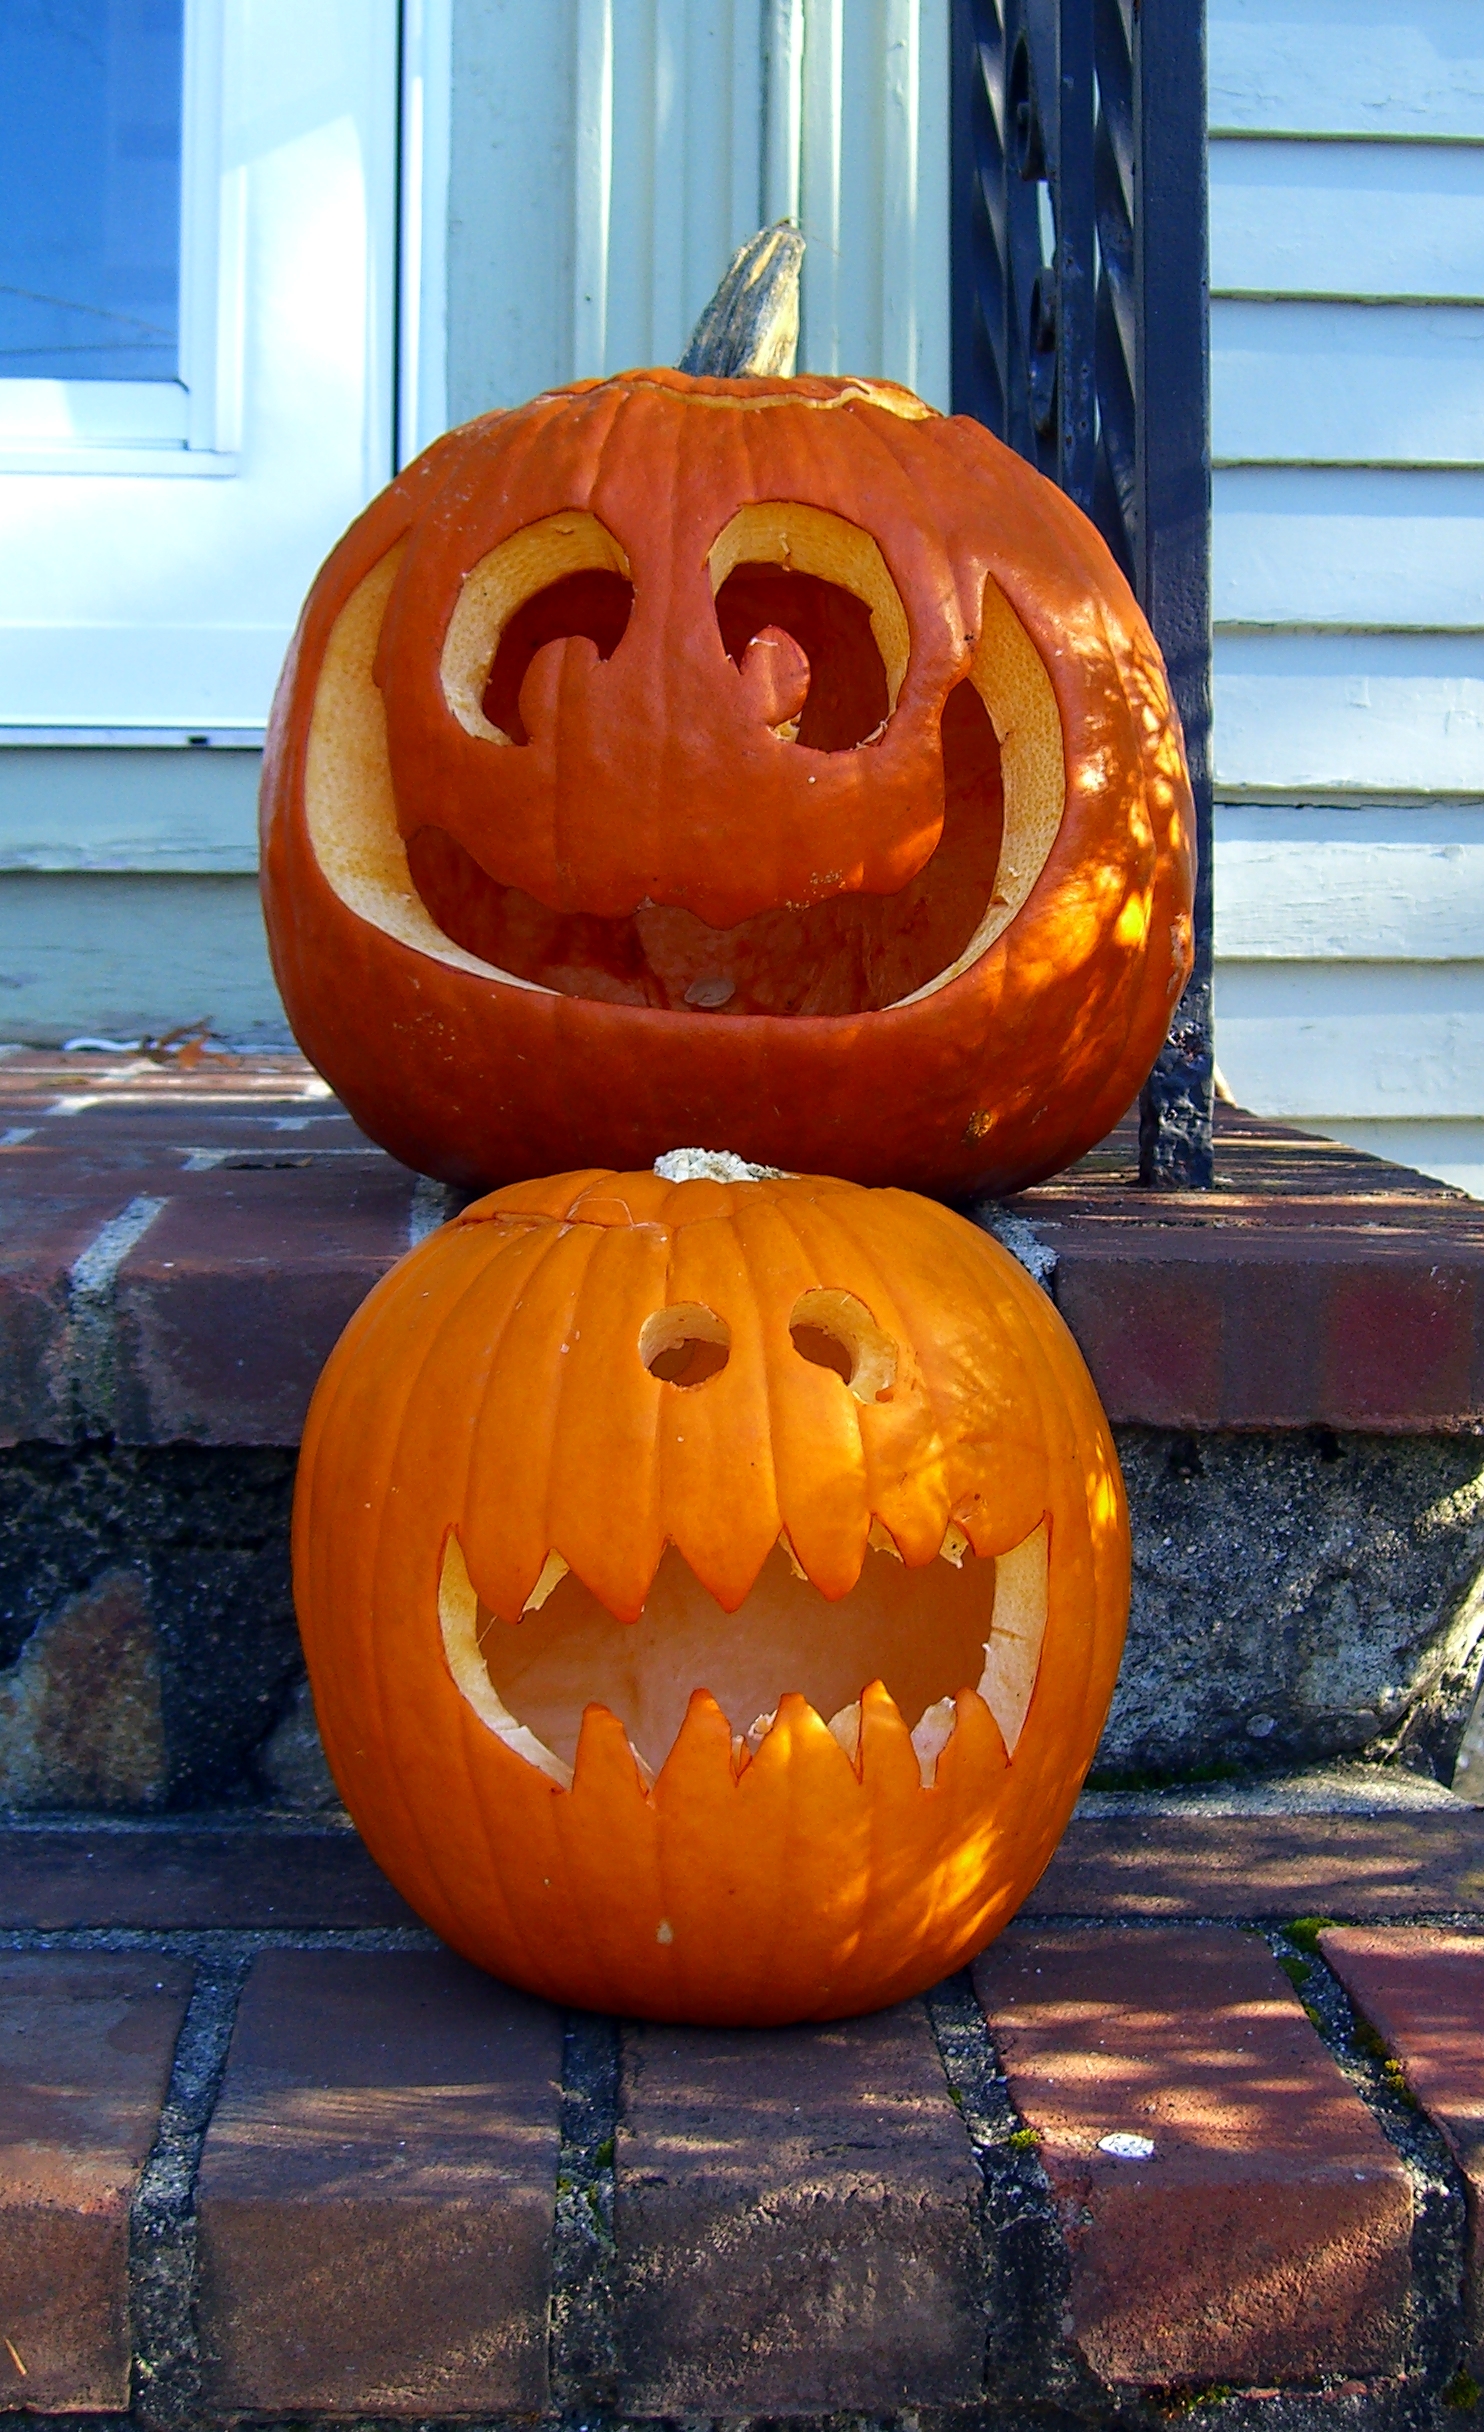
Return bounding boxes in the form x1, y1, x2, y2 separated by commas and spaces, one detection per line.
522, 1550, 569, 1614
911, 1695, 958, 1787
939, 1520, 969, 1568
745, 1706, 778, 1755
827, 1700, 862, 1762
977, 1518, 1049, 1757
867, 1517, 903, 1561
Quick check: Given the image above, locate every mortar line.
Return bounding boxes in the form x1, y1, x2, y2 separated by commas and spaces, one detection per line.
0, 1926, 441, 1956
128, 1954, 249, 2429
1262, 1924, 1472, 2399
923, 1974, 1087, 2414
549, 2010, 621, 2418
65, 1192, 170, 1435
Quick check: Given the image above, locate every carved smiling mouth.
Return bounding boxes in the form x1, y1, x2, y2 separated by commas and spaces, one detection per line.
405, 676, 1006, 1018
439, 1515, 1049, 1790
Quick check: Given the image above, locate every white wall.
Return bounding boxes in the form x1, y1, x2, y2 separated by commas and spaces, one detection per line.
442, 0, 949, 420
1207, 0, 1484, 1194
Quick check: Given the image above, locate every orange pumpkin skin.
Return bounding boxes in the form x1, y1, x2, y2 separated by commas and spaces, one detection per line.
293, 1164, 1130, 2026
260, 371, 1193, 1198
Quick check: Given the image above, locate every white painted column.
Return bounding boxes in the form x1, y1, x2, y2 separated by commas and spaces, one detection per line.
442, 0, 950, 416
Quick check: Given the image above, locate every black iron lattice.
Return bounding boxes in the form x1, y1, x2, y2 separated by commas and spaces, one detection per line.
950, 0, 1214, 1188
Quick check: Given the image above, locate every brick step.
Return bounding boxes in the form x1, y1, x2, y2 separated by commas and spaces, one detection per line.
1, 1824, 1482, 2425
2, 1047, 1484, 1805
3, 1047, 1483, 1443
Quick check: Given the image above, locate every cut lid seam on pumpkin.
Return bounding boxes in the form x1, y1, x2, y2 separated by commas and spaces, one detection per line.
438, 1515, 1048, 1793
533, 374, 940, 422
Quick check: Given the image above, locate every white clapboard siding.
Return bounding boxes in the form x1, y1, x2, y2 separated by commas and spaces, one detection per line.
0, 749, 260, 874
1213, 301, 1484, 468
1211, 140, 1484, 302
1209, 0, 1484, 143
1216, 961, 1484, 1121
1216, 806, 1484, 962
1213, 468, 1484, 631
1209, 0, 1484, 1194
1214, 632, 1484, 797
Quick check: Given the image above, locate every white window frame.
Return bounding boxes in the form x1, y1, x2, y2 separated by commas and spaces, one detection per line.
0, 0, 241, 477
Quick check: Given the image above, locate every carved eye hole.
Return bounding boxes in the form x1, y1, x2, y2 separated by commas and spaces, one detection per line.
789, 1289, 898, 1403
482, 568, 634, 743
716, 567, 887, 749
441, 510, 632, 746
639, 1303, 731, 1387
709, 502, 908, 754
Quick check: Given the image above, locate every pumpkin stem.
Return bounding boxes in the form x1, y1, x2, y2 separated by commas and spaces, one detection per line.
678, 222, 803, 379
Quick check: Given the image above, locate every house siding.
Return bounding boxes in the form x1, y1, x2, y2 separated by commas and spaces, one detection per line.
1207, 0, 1484, 1193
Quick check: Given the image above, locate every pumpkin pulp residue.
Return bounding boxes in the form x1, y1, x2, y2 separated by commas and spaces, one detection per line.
438, 1518, 1050, 1792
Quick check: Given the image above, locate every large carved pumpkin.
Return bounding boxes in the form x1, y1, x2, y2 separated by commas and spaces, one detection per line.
260, 370, 1193, 1197
293, 1158, 1129, 2024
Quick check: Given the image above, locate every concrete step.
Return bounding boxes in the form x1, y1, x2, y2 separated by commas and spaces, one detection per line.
0, 1815, 1480, 2425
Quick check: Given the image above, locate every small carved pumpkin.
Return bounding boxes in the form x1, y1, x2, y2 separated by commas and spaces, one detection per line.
293, 1159, 1129, 2024
261, 369, 1193, 1197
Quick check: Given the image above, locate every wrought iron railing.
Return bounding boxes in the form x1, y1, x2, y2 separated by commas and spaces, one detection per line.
950, 0, 1214, 1188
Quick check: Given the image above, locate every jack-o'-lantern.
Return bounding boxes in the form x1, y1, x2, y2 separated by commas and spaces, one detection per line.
260, 370, 1193, 1197
293, 1157, 1129, 2024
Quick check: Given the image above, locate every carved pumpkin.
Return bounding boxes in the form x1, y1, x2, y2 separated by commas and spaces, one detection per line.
260, 369, 1193, 1197
293, 1158, 1129, 2024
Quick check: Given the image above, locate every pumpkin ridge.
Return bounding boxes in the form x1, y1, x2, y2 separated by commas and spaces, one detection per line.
778, 1186, 956, 1567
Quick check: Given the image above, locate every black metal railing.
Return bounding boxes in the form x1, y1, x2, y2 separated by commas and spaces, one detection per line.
950, 0, 1214, 1188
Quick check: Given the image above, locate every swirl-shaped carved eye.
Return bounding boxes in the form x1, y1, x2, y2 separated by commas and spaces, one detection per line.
441, 511, 633, 745
709, 503, 907, 751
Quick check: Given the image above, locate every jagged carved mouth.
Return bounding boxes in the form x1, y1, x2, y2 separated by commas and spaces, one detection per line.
439, 1517, 1049, 1791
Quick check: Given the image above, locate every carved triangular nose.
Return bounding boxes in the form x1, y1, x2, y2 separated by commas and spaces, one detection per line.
516, 631, 602, 743
737, 625, 811, 737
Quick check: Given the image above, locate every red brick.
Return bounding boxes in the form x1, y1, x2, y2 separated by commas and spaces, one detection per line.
112, 1166, 419, 1443
614, 2004, 982, 2414
1052, 1254, 1226, 1429
974, 1927, 1412, 2388
0, 1824, 419, 1931
0, 1185, 174, 1443
1320, 1929, 1484, 2371
1026, 1810, 1484, 1920
0, 1953, 192, 2410
1324, 1266, 1479, 1428
196, 1950, 562, 2415
8, 1057, 1484, 1443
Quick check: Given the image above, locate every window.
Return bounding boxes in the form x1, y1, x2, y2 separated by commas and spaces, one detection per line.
0, 0, 232, 463
0, 0, 398, 739
3, 1, 184, 383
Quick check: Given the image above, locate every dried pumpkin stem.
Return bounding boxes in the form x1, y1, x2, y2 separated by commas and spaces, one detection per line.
678, 222, 803, 379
